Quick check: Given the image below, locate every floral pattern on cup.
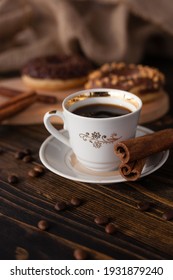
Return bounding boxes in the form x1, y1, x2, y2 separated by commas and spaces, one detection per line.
79, 132, 121, 148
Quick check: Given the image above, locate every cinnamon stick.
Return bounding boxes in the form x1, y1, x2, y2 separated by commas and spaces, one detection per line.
0, 92, 37, 122
0, 87, 20, 97
0, 91, 36, 110
114, 129, 173, 163
119, 158, 146, 181
114, 128, 173, 181
0, 86, 58, 104
36, 94, 58, 104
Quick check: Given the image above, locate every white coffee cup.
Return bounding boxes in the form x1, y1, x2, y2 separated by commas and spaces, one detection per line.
44, 88, 142, 171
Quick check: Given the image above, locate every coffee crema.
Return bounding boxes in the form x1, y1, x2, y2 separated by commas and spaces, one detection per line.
72, 103, 131, 118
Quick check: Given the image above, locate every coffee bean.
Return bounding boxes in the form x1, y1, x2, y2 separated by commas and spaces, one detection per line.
28, 169, 40, 177
137, 201, 151, 212
15, 247, 29, 260
162, 209, 173, 221
37, 220, 49, 231
94, 216, 109, 225
70, 197, 82, 206
34, 165, 45, 174
22, 148, 32, 155
54, 201, 67, 211
15, 148, 32, 160
14, 151, 26, 160
73, 248, 87, 260
8, 174, 18, 184
23, 155, 33, 163
105, 223, 117, 234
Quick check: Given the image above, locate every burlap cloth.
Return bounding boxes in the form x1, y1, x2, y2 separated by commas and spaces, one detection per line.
0, 0, 173, 73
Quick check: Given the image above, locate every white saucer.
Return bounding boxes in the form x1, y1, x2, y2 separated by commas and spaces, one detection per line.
39, 126, 169, 184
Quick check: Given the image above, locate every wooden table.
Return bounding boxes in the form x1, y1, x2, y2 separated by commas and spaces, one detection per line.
0, 56, 173, 260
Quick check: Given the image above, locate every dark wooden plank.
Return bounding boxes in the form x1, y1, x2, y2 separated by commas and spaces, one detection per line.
0, 179, 169, 260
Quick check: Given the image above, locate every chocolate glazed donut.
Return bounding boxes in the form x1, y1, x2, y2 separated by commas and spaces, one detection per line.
85, 62, 165, 103
22, 55, 94, 91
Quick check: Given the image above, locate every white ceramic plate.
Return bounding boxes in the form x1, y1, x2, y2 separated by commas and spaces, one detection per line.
39, 126, 169, 184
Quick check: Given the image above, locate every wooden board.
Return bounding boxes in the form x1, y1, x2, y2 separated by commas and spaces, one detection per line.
0, 78, 170, 125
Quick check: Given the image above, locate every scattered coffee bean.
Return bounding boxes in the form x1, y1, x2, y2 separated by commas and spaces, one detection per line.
94, 216, 109, 225
54, 201, 67, 211
137, 201, 151, 212
14, 151, 26, 160
70, 197, 82, 206
73, 248, 87, 260
22, 148, 32, 155
105, 223, 117, 234
162, 209, 173, 221
28, 169, 40, 177
34, 165, 45, 174
8, 174, 18, 184
15, 148, 32, 160
23, 155, 33, 163
37, 220, 49, 231
15, 247, 29, 260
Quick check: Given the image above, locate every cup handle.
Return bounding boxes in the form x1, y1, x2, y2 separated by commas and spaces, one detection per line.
43, 110, 70, 147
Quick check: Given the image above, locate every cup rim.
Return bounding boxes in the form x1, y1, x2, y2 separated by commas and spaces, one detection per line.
62, 88, 142, 120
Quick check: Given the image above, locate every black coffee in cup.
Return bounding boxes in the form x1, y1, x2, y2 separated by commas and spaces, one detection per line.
72, 103, 131, 118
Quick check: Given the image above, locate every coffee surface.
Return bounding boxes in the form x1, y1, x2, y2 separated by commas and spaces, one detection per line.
72, 103, 131, 118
